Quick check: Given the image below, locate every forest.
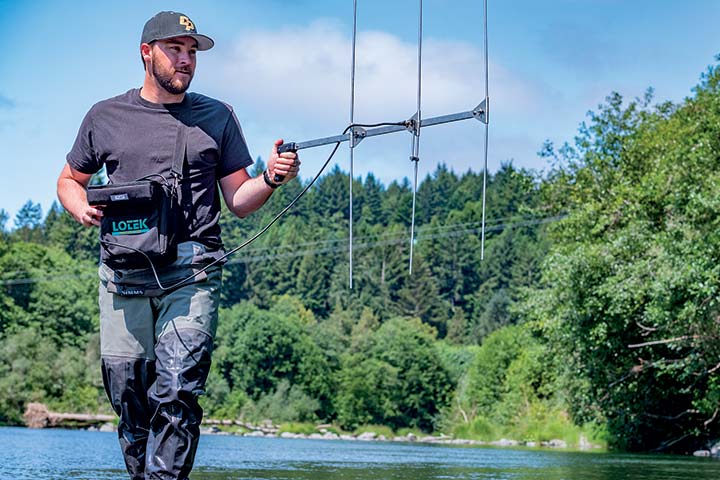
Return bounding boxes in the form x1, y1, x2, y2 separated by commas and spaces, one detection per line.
2, 59, 720, 454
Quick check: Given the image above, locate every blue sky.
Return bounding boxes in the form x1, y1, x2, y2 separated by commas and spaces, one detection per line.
0, 0, 718, 226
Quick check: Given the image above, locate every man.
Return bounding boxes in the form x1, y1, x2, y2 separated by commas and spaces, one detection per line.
57, 11, 299, 480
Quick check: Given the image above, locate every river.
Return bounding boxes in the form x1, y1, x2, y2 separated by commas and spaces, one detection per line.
2, 427, 720, 479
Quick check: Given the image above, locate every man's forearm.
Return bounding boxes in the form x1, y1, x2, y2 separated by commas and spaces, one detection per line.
57, 179, 87, 223
228, 172, 276, 218
221, 140, 299, 218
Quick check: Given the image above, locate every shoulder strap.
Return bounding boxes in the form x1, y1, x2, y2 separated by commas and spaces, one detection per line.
170, 98, 193, 181
170, 123, 188, 182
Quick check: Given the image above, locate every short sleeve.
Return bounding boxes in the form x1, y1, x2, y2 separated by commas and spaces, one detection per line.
217, 108, 254, 178
66, 108, 102, 174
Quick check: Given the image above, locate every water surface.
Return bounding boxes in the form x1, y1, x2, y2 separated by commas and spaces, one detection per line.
1, 427, 719, 479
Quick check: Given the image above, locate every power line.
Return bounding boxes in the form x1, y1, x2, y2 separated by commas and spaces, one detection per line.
224, 214, 563, 266
0, 213, 565, 286
220, 212, 560, 255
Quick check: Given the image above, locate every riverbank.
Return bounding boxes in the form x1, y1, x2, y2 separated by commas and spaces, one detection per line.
82, 418, 603, 451
203, 425, 596, 450
21, 402, 605, 451
52, 415, 720, 457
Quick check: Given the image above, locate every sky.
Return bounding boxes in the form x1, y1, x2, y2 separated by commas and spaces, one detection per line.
0, 0, 718, 227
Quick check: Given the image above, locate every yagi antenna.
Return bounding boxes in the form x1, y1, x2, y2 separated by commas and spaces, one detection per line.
276, 0, 490, 285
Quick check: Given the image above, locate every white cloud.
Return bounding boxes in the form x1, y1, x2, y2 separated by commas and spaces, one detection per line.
201, 20, 551, 184
208, 20, 540, 127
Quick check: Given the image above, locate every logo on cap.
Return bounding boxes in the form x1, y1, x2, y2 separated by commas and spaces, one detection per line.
179, 16, 195, 32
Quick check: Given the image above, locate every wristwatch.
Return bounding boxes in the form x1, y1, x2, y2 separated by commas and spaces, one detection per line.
263, 169, 281, 189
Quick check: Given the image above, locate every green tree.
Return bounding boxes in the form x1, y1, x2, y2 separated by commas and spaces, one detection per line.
214, 297, 332, 416
0, 327, 105, 424
0, 209, 9, 234
393, 254, 448, 335
446, 307, 470, 345
43, 202, 99, 262
417, 164, 459, 224
420, 213, 482, 310
312, 165, 350, 225
13, 200, 43, 243
525, 64, 720, 452
295, 250, 333, 317
0, 242, 97, 344
336, 317, 452, 431
459, 324, 529, 418
358, 173, 384, 227
335, 357, 400, 429
382, 178, 413, 226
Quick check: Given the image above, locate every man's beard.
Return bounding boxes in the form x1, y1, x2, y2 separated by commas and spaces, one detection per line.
152, 62, 193, 95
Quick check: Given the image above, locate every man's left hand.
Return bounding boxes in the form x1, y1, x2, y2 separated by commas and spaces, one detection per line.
268, 139, 300, 184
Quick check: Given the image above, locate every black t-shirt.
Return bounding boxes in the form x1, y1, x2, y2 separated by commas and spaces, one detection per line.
67, 88, 253, 250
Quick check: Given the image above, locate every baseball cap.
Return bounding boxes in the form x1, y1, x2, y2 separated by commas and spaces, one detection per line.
141, 11, 214, 51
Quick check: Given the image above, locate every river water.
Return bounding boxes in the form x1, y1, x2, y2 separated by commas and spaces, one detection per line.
2, 427, 720, 479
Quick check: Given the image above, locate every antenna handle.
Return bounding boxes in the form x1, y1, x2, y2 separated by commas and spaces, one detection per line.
273, 143, 298, 183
